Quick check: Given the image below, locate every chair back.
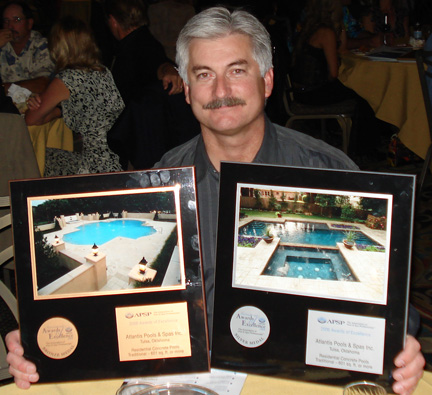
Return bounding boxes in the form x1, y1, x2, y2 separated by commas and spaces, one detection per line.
282, 71, 356, 154
282, 73, 296, 117
415, 49, 432, 193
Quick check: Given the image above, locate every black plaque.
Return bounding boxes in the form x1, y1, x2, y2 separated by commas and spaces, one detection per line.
212, 162, 415, 391
10, 167, 209, 383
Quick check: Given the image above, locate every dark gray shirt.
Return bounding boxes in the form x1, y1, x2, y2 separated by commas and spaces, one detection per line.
154, 116, 358, 336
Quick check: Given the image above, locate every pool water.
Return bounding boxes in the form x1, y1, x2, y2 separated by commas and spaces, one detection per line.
263, 246, 357, 281
63, 220, 156, 245
240, 220, 380, 248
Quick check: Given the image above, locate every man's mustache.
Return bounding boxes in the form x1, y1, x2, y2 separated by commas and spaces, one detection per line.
203, 97, 246, 109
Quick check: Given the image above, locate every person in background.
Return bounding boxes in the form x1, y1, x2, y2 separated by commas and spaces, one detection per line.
103, 0, 182, 105
0, 1, 54, 94
291, 0, 388, 160
103, 0, 200, 171
362, 0, 410, 44
24, 16, 124, 176
6, 7, 425, 393
342, 0, 383, 49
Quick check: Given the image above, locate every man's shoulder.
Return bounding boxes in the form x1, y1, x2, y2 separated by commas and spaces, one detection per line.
271, 123, 358, 170
29, 30, 47, 44
28, 31, 49, 51
153, 135, 200, 169
120, 26, 159, 49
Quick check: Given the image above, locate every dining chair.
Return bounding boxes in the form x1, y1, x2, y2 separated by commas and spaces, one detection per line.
283, 73, 356, 155
0, 195, 19, 383
415, 48, 432, 194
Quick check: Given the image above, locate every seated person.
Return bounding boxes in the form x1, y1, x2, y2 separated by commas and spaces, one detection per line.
0, 1, 54, 94
291, 0, 387, 158
342, 0, 383, 49
25, 16, 125, 176
103, 0, 183, 105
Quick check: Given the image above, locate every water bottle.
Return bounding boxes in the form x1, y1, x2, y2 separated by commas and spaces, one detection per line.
383, 14, 391, 45
413, 22, 422, 40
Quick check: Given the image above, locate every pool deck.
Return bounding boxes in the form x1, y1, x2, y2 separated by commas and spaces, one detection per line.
235, 216, 388, 303
44, 218, 180, 292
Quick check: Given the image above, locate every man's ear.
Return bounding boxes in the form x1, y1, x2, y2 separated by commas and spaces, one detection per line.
184, 82, 190, 104
264, 68, 274, 99
27, 17, 34, 30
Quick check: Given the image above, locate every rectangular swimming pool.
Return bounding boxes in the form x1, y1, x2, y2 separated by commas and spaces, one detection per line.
239, 220, 381, 248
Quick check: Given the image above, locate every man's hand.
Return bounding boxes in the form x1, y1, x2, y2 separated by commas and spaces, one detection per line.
157, 62, 183, 95
392, 335, 425, 395
5, 330, 39, 389
0, 28, 12, 48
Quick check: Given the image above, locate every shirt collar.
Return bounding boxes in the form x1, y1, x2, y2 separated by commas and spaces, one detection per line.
251, 115, 277, 164
193, 134, 218, 183
193, 115, 274, 182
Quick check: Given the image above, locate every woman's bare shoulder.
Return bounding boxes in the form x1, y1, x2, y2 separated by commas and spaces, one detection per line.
310, 26, 337, 47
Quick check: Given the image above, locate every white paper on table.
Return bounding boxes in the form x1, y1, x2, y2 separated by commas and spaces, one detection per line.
124, 368, 247, 394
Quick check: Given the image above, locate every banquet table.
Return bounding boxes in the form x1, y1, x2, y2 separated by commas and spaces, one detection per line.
338, 52, 429, 161
27, 118, 74, 176
2, 371, 432, 394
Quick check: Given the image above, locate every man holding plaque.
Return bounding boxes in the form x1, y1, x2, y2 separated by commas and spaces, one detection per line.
6, 7, 425, 393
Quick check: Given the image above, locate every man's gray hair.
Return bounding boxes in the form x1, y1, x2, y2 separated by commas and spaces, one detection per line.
176, 7, 273, 84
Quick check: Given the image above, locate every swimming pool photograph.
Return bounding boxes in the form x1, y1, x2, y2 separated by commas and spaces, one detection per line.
232, 182, 392, 304
28, 185, 186, 299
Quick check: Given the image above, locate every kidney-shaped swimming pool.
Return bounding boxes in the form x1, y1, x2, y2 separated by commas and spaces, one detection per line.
62, 220, 157, 245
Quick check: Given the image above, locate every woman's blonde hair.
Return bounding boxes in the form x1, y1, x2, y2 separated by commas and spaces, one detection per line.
293, 0, 343, 61
49, 16, 104, 72
300, 0, 343, 39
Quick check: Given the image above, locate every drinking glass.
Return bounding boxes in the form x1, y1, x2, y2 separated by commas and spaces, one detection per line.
343, 381, 387, 395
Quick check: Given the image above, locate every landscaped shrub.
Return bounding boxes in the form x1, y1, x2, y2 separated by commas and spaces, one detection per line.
254, 189, 263, 209
34, 231, 70, 289
268, 190, 277, 211
365, 214, 387, 230
341, 204, 356, 222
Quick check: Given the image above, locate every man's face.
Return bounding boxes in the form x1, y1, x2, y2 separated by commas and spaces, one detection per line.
184, 34, 273, 138
2, 4, 33, 44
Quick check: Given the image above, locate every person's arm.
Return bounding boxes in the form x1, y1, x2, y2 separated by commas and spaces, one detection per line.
316, 28, 340, 80
157, 62, 183, 95
24, 77, 70, 125
3, 76, 51, 95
